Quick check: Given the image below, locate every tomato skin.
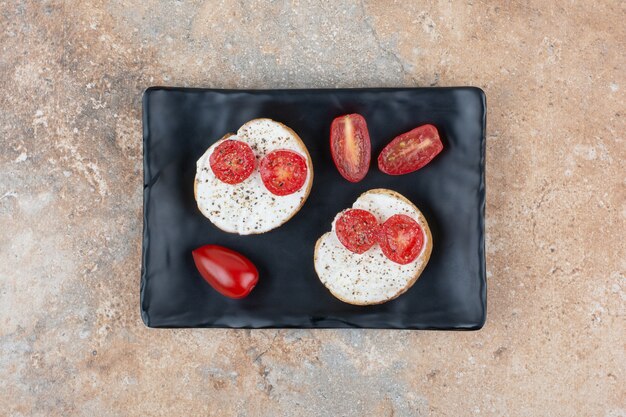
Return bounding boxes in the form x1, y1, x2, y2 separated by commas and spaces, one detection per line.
259, 149, 308, 196
330, 114, 371, 182
376, 214, 424, 265
209, 140, 256, 184
335, 209, 379, 254
378, 124, 443, 175
192, 245, 259, 299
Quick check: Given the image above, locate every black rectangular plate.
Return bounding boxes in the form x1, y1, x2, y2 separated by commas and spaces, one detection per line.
142, 87, 486, 329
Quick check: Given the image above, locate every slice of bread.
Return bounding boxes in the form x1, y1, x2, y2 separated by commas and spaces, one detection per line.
314, 188, 432, 305
195, 119, 313, 235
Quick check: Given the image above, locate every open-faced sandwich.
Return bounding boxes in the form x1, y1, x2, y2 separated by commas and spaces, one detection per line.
314, 188, 432, 305
195, 119, 313, 235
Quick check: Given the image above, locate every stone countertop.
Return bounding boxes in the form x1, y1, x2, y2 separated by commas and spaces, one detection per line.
0, 1, 624, 416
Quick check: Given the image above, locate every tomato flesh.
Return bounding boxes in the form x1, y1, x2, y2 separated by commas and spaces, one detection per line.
192, 245, 259, 299
209, 139, 256, 184
335, 209, 379, 254
376, 214, 424, 265
378, 124, 443, 175
330, 114, 371, 182
259, 149, 308, 196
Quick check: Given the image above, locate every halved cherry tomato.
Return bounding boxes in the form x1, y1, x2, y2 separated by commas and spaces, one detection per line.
259, 149, 308, 196
376, 214, 424, 265
330, 114, 371, 182
378, 124, 443, 175
192, 244, 259, 299
209, 139, 256, 184
335, 209, 379, 254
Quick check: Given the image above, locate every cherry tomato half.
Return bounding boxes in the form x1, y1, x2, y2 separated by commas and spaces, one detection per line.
376, 214, 424, 265
209, 139, 256, 184
378, 124, 443, 175
259, 149, 308, 196
192, 244, 259, 299
330, 114, 371, 182
335, 209, 379, 254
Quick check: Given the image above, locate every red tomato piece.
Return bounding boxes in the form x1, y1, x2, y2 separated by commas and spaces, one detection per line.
209, 140, 256, 184
376, 214, 424, 265
259, 149, 308, 196
378, 124, 443, 175
192, 244, 259, 299
335, 209, 379, 254
330, 114, 371, 182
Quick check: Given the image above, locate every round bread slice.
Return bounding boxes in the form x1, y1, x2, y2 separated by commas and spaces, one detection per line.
314, 189, 432, 305
195, 118, 313, 235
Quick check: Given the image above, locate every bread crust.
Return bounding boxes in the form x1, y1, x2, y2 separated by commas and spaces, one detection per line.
194, 120, 313, 235
313, 188, 433, 306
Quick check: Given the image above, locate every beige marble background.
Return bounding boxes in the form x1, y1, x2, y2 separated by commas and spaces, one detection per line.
1, 1, 624, 416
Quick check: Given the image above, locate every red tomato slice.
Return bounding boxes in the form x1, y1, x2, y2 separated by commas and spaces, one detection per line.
378, 124, 443, 175
259, 149, 308, 196
335, 209, 379, 254
330, 114, 371, 182
209, 140, 256, 184
192, 245, 259, 299
376, 214, 424, 265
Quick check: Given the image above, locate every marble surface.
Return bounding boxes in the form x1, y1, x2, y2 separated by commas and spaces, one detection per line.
1, 1, 624, 416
